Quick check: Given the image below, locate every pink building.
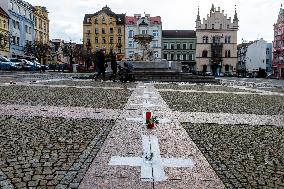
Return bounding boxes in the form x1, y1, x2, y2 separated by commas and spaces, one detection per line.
273, 5, 284, 79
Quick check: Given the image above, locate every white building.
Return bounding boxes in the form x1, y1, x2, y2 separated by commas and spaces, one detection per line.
237, 39, 267, 76
125, 14, 162, 60
196, 4, 239, 75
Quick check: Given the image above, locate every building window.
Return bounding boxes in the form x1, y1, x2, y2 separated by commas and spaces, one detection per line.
102, 37, 106, 44
153, 30, 158, 39
110, 28, 113, 34
220, 24, 223, 29
225, 65, 230, 72
118, 37, 121, 44
110, 37, 113, 44
163, 54, 168, 60
177, 44, 180, 50
212, 24, 215, 29
189, 44, 193, 49
95, 18, 98, 24
225, 36, 231, 43
266, 48, 270, 55
189, 54, 193, 61
183, 44, 187, 50
118, 28, 121, 34
227, 24, 230, 29
16, 37, 20, 45
95, 37, 98, 43
171, 54, 174, 60
102, 28, 106, 34
102, 17, 106, 24
95, 28, 99, 34
225, 50, 231, 58
163, 43, 168, 50
183, 54, 187, 60
170, 44, 174, 50
154, 51, 158, 58
109, 18, 112, 24
202, 50, 208, 58
25, 25, 28, 33
153, 40, 158, 48
141, 30, 147, 35
203, 36, 208, 43
128, 30, 134, 38
128, 41, 134, 48
205, 24, 207, 29
177, 54, 180, 61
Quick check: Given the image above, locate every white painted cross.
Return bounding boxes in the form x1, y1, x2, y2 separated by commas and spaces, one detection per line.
130, 99, 161, 108
109, 135, 194, 182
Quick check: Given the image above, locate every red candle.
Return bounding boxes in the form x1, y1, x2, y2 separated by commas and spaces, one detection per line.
146, 112, 151, 120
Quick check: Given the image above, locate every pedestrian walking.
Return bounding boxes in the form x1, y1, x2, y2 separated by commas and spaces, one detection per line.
94, 49, 106, 81
109, 50, 117, 82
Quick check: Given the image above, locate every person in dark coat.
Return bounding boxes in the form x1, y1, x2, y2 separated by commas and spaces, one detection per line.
109, 50, 117, 82
94, 49, 106, 80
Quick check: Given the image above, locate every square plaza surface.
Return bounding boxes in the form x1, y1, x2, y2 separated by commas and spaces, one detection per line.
0, 73, 283, 188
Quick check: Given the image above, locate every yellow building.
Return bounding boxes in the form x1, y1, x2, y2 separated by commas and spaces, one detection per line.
83, 6, 125, 60
0, 7, 9, 57
33, 6, 49, 44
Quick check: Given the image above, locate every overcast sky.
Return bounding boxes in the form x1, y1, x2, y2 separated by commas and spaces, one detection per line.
27, 0, 281, 44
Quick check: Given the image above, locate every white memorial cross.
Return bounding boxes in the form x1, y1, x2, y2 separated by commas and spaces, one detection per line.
109, 135, 194, 182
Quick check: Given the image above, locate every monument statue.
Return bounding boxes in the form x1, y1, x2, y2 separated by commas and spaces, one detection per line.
132, 34, 155, 61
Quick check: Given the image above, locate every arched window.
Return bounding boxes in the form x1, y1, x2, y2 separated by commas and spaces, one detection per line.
203, 36, 208, 43
202, 50, 208, 58
225, 50, 231, 58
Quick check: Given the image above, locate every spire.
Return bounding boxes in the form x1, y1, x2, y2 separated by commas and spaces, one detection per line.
234, 5, 239, 22
211, 4, 215, 12
196, 6, 201, 21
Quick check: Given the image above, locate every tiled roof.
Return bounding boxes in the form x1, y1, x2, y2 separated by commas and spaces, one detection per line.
150, 16, 161, 24
162, 30, 196, 38
125, 16, 137, 25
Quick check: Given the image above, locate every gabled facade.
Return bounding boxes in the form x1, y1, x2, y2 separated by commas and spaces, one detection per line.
125, 14, 162, 60
162, 30, 196, 72
196, 4, 239, 75
0, 6, 9, 57
83, 6, 125, 60
272, 4, 284, 79
33, 6, 49, 44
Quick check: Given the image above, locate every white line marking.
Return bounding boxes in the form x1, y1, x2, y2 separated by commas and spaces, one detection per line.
109, 135, 194, 182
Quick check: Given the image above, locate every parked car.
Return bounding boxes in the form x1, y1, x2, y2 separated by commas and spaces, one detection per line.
0, 57, 13, 70
21, 59, 40, 71
266, 74, 278, 79
205, 71, 213, 76
224, 72, 233, 77
9, 58, 24, 71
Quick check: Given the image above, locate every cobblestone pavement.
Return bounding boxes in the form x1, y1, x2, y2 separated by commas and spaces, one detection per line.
0, 116, 115, 188
39, 80, 138, 88
0, 85, 131, 109
160, 91, 284, 115
183, 123, 284, 189
154, 83, 256, 93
